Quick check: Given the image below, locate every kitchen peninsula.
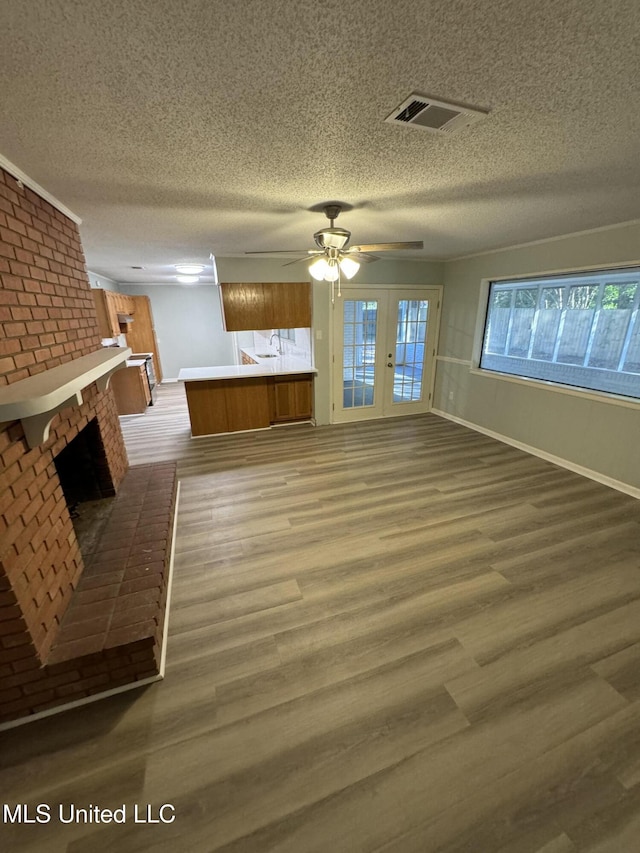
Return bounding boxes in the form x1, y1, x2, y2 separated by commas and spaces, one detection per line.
178, 349, 317, 436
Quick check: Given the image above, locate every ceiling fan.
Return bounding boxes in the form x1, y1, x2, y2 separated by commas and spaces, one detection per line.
245, 204, 423, 299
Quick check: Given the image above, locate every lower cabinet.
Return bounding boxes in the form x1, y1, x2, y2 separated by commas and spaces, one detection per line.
110, 365, 150, 415
184, 378, 271, 436
183, 375, 313, 436
269, 376, 313, 423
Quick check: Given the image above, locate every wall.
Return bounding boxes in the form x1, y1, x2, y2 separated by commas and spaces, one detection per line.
0, 165, 130, 721
87, 271, 120, 292
435, 221, 640, 492
119, 283, 235, 380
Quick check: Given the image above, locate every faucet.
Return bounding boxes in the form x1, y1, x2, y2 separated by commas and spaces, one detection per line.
269, 331, 283, 355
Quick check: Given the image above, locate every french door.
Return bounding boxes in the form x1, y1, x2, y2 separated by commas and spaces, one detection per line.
332, 287, 441, 423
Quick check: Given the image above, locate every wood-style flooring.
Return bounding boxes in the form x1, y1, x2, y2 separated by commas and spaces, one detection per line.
1, 382, 640, 852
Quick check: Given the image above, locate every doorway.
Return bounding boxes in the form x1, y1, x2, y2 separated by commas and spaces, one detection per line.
331, 287, 441, 423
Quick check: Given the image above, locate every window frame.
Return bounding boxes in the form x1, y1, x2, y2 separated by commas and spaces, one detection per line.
472, 264, 640, 409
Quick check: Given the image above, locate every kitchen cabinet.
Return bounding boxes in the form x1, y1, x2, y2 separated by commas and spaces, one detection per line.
220, 284, 268, 331
93, 290, 136, 338
184, 378, 271, 436
269, 375, 313, 422
183, 373, 313, 435
110, 364, 150, 415
92, 291, 163, 382
268, 282, 311, 329
93, 289, 119, 338
220, 282, 311, 331
124, 295, 163, 382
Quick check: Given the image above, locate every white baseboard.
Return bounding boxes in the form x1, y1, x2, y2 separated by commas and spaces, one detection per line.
431, 409, 640, 500
0, 482, 181, 731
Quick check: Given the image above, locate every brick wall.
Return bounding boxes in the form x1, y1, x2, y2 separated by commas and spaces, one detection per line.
0, 164, 131, 719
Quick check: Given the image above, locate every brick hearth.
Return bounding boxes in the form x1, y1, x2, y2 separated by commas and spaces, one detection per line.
50, 462, 177, 663
0, 462, 177, 724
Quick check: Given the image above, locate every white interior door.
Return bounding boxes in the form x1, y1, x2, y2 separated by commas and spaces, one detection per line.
332, 287, 440, 423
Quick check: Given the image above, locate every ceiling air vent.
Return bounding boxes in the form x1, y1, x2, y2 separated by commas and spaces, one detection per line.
385, 93, 489, 134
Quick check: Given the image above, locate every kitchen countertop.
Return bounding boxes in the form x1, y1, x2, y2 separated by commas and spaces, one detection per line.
178, 350, 316, 382
125, 359, 147, 368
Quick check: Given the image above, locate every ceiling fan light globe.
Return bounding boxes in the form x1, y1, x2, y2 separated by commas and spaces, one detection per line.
309, 257, 330, 280
324, 260, 340, 282
339, 256, 360, 279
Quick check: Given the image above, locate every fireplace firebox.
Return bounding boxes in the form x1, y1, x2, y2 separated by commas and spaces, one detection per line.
53, 418, 116, 558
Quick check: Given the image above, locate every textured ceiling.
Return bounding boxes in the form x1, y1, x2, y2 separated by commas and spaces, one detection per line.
1, 0, 640, 283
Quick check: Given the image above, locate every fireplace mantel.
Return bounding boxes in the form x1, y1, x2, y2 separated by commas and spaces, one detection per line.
0, 348, 131, 448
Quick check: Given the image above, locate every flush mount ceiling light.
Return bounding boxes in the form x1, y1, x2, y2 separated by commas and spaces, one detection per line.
176, 275, 200, 284
175, 263, 205, 275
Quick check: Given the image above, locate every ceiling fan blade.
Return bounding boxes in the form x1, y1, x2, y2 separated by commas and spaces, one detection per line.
347, 252, 380, 263
348, 241, 424, 253
281, 256, 315, 267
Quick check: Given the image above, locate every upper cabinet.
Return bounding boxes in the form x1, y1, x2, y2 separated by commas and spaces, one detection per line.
92, 289, 135, 338
220, 283, 270, 331
91, 290, 163, 382
220, 282, 311, 331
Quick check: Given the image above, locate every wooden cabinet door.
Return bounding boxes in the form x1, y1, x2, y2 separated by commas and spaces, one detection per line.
271, 375, 313, 422
221, 282, 311, 330
110, 292, 135, 320
104, 291, 121, 336
271, 378, 295, 422
267, 282, 311, 328
292, 375, 313, 418
125, 295, 163, 382
184, 380, 229, 436
220, 283, 269, 331
110, 365, 148, 414
92, 290, 112, 338
224, 378, 271, 431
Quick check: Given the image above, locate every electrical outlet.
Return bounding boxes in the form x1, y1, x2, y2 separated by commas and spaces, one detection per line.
448, 391, 454, 401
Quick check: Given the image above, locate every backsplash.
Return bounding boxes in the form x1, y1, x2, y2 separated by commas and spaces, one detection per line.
252, 328, 312, 362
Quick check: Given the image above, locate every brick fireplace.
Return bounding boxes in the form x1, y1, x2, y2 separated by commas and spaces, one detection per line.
0, 165, 174, 725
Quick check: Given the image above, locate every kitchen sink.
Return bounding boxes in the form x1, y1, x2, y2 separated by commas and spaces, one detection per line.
255, 353, 278, 358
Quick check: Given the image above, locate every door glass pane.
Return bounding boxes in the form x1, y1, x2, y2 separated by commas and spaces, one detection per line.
393, 300, 428, 402
343, 300, 377, 408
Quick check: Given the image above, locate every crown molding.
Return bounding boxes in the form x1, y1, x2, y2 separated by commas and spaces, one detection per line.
0, 152, 81, 224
